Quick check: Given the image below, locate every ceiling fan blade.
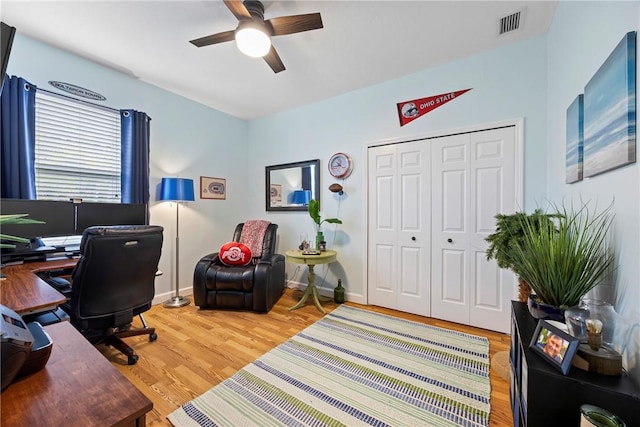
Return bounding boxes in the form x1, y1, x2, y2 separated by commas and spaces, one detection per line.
223, 0, 252, 20
189, 30, 236, 47
263, 46, 285, 73
266, 13, 323, 36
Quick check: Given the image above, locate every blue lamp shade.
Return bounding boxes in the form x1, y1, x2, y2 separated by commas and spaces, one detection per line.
160, 177, 195, 202
292, 189, 312, 205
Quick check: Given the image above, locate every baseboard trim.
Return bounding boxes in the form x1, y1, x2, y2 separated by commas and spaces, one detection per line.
152, 287, 193, 306
152, 282, 365, 306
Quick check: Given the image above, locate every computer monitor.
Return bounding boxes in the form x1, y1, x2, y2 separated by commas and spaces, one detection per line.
0, 199, 76, 250
76, 202, 147, 233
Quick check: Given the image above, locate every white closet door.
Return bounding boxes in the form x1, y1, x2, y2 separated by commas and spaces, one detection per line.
431, 127, 517, 333
368, 145, 397, 309
397, 142, 431, 315
469, 128, 517, 332
367, 141, 430, 316
430, 133, 472, 325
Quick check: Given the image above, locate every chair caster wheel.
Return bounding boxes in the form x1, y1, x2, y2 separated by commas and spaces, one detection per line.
149, 333, 157, 342
127, 354, 139, 365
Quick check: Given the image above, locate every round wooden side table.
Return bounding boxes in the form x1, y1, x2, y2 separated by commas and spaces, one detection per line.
285, 249, 337, 314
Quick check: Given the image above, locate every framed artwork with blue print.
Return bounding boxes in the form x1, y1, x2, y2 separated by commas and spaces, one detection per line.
566, 94, 584, 183
583, 31, 636, 178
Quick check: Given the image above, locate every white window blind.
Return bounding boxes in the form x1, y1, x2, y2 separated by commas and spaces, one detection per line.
35, 90, 121, 202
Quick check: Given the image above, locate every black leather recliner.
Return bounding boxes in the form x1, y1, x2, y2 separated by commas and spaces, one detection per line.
193, 222, 285, 312
60, 225, 164, 365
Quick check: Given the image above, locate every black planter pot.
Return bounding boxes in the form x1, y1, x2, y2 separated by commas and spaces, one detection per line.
527, 294, 566, 322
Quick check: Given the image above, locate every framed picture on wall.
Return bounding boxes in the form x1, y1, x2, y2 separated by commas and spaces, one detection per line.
200, 176, 226, 200
583, 31, 637, 178
566, 94, 584, 183
529, 320, 579, 375
270, 184, 282, 207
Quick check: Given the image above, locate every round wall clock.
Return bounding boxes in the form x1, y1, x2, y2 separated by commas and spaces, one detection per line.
328, 152, 353, 179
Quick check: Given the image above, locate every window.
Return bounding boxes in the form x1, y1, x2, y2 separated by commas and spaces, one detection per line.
34, 90, 121, 202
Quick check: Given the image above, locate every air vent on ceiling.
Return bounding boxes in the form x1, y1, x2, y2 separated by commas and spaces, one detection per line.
498, 10, 523, 36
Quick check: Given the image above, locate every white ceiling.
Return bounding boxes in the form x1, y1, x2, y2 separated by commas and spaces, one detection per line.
2, 0, 558, 120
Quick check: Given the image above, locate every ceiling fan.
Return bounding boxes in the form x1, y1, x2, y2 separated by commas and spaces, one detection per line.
190, 0, 323, 73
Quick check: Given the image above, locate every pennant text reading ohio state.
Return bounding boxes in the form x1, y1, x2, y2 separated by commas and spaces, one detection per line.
397, 88, 472, 126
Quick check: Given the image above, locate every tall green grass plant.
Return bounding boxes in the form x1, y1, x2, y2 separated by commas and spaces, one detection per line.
509, 202, 614, 308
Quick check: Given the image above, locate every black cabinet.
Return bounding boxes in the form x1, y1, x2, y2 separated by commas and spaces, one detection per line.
510, 301, 640, 426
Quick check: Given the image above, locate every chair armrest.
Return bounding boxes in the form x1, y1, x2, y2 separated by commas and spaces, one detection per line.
253, 253, 286, 311
193, 252, 220, 280
198, 252, 219, 264
254, 253, 285, 282
193, 252, 219, 306
48, 276, 72, 291
257, 253, 285, 266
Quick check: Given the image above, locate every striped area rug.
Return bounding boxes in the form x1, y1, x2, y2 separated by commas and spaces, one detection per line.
167, 305, 490, 427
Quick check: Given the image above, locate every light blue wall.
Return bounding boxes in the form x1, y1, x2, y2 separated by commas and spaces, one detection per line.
246, 36, 548, 301
6, 34, 250, 298
8, 3, 639, 388
546, 1, 640, 385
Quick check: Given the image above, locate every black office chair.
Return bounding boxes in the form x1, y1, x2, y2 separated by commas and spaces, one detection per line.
59, 225, 164, 365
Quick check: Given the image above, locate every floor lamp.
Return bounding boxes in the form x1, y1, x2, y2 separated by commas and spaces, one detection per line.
160, 177, 195, 308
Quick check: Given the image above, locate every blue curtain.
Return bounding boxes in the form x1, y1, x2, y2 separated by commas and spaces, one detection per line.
0, 76, 37, 199
120, 109, 151, 204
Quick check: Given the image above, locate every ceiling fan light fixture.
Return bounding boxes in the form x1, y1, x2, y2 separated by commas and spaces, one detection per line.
235, 21, 271, 58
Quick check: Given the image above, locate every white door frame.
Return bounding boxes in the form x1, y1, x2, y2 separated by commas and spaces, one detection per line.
363, 118, 524, 306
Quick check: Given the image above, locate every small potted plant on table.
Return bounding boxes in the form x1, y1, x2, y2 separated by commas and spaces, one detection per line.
307, 199, 342, 250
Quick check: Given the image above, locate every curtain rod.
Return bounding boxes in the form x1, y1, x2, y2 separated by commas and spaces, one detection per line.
36, 86, 120, 114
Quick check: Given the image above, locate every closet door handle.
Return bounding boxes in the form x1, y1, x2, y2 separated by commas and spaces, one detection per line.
411, 236, 416, 241
447, 238, 453, 243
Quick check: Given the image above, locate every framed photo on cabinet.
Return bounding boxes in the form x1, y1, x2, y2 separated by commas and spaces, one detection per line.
529, 319, 579, 375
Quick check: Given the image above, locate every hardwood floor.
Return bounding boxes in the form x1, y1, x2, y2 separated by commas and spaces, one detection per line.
99, 289, 513, 426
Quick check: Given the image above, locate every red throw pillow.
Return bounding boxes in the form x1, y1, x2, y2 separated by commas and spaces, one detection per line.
219, 242, 252, 266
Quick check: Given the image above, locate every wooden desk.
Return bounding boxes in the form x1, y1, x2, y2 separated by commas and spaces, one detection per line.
285, 249, 337, 314
1, 321, 153, 427
0, 259, 74, 315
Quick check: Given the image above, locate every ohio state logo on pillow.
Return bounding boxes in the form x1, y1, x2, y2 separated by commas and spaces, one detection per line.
219, 242, 252, 266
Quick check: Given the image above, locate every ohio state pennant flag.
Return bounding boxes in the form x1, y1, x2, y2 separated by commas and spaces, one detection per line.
397, 88, 472, 126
